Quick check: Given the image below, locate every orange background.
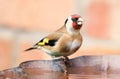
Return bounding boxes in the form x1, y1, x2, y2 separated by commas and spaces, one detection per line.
0, 0, 120, 70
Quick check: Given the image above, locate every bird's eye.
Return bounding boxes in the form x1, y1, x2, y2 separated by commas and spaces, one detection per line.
72, 18, 78, 21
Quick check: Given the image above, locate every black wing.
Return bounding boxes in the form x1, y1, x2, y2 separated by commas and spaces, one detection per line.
36, 38, 58, 46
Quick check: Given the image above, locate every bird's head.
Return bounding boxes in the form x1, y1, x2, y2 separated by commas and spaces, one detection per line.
65, 14, 83, 34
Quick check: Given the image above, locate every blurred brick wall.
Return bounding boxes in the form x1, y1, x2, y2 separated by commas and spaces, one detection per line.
0, 0, 73, 31
0, 0, 73, 70
86, 0, 110, 39
0, 0, 120, 71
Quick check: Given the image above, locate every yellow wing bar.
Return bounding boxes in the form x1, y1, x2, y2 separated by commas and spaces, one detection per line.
38, 38, 49, 46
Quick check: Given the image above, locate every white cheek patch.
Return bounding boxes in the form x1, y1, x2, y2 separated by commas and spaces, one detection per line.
66, 16, 79, 34
66, 16, 73, 30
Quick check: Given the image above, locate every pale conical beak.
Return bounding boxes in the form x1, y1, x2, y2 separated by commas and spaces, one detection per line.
77, 21, 82, 25
77, 18, 83, 27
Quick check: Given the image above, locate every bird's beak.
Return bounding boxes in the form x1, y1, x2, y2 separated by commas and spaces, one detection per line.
77, 21, 83, 28
77, 21, 82, 25
77, 18, 83, 27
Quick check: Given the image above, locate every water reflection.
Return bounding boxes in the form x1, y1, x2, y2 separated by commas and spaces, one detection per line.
22, 68, 68, 79
22, 73, 120, 79
1, 68, 120, 79
21, 69, 120, 79
69, 74, 120, 79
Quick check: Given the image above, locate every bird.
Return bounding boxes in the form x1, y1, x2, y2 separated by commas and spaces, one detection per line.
25, 14, 83, 66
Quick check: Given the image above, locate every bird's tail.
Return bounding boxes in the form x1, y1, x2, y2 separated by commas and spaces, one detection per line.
24, 46, 37, 51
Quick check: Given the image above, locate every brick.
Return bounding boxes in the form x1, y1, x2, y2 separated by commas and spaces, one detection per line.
0, 39, 12, 71
0, 0, 73, 32
85, 1, 110, 39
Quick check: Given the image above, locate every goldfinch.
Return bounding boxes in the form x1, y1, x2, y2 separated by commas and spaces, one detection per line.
25, 14, 83, 66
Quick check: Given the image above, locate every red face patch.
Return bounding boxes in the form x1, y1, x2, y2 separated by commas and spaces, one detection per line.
71, 14, 81, 19
72, 22, 81, 29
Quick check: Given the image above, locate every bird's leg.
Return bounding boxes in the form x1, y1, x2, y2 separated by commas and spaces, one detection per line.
51, 56, 68, 73
51, 56, 64, 63
51, 56, 72, 67
62, 56, 72, 67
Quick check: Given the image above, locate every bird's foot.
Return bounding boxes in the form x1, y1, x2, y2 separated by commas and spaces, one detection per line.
52, 56, 72, 67
61, 56, 72, 67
